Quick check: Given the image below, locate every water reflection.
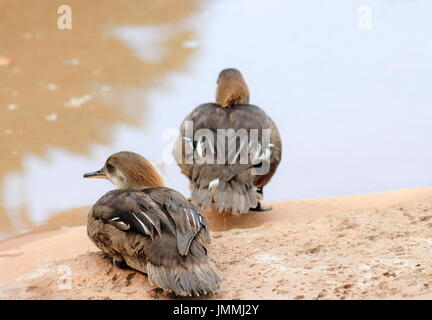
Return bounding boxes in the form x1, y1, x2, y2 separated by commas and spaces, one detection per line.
0, 0, 202, 240
1, 0, 432, 241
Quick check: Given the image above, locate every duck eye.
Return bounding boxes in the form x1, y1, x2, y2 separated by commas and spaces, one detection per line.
106, 163, 114, 172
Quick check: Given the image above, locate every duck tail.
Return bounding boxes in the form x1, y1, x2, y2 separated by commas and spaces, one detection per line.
146, 259, 222, 297
191, 174, 260, 215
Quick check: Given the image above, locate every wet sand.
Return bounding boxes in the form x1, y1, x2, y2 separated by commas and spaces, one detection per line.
1, 187, 432, 300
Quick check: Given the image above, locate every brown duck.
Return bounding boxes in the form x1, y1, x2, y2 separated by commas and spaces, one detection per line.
83, 151, 221, 296
173, 68, 282, 215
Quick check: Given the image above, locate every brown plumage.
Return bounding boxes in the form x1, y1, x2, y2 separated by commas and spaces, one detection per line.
173, 68, 282, 215
216, 68, 250, 107
84, 151, 221, 296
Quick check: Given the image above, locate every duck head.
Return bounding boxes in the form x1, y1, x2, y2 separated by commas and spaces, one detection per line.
216, 68, 250, 108
83, 151, 164, 189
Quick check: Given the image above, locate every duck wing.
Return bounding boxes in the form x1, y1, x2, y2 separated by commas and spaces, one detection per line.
175, 103, 276, 180
91, 189, 175, 241
143, 187, 209, 256
173, 103, 281, 214
253, 115, 282, 188
92, 188, 207, 256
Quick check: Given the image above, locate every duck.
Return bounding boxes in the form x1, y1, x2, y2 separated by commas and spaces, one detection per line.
83, 151, 221, 296
173, 68, 282, 215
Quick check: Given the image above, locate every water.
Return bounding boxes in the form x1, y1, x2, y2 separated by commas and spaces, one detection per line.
1, 0, 431, 240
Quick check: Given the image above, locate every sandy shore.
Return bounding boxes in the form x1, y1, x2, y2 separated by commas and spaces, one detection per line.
1, 187, 432, 300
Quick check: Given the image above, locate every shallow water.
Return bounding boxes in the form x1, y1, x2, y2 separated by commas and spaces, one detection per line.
1, 0, 431, 240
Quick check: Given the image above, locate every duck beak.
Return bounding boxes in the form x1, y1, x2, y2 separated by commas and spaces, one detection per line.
83, 168, 106, 179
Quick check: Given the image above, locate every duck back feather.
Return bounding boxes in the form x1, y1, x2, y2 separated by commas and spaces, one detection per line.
173, 103, 281, 215
87, 187, 221, 296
